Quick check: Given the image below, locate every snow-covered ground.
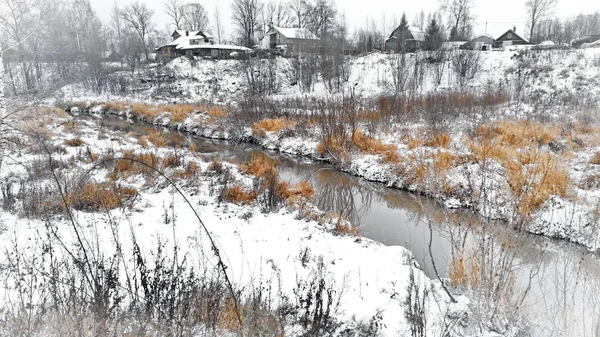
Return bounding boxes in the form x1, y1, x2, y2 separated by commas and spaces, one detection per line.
0, 111, 483, 336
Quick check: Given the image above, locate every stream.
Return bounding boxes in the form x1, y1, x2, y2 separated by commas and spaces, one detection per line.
86, 113, 600, 337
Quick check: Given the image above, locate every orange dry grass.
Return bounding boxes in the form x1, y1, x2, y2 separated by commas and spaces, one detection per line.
223, 185, 258, 205
351, 129, 400, 164
162, 104, 195, 123
218, 298, 243, 331
470, 120, 569, 217
64, 137, 84, 147
147, 132, 167, 147
69, 183, 137, 211
477, 120, 559, 148
252, 118, 296, 137
316, 133, 348, 161
449, 256, 466, 287
240, 154, 279, 178
590, 152, 600, 165
508, 152, 569, 217
279, 180, 315, 204
104, 101, 128, 112
424, 132, 452, 149
172, 162, 199, 179
207, 106, 227, 119
406, 135, 424, 150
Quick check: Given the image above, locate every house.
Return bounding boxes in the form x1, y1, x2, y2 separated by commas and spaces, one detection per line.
571, 34, 600, 48
384, 26, 425, 53
258, 24, 320, 55
462, 36, 494, 51
494, 28, 529, 48
156, 30, 250, 59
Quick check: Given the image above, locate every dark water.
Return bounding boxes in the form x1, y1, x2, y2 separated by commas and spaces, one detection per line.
86, 113, 600, 337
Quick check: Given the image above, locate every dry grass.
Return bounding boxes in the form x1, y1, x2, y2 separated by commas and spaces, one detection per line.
252, 118, 297, 137
64, 137, 84, 147
278, 180, 315, 206
162, 104, 195, 123
351, 129, 400, 164
469, 120, 569, 218
218, 298, 243, 331
207, 106, 227, 119
223, 185, 258, 205
590, 152, 600, 165
240, 154, 279, 178
172, 162, 199, 180
424, 132, 452, 149
69, 182, 137, 211
147, 132, 168, 147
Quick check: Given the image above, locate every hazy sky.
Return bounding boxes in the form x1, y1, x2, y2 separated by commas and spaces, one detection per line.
90, 0, 600, 39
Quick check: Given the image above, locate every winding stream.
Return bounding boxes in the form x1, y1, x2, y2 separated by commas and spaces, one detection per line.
86, 113, 600, 337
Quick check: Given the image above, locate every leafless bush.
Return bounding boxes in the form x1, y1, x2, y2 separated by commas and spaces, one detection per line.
450, 50, 482, 88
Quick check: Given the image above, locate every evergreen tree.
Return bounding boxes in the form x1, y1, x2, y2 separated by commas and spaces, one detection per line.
425, 17, 443, 51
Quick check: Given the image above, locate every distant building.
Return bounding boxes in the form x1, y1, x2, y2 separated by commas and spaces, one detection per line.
156, 30, 250, 59
441, 41, 468, 51
462, 36, 494, 51
384, 26, 425, 53
258, 24, 320, 55
571, 34, 600, 48
494, 28, 529, 48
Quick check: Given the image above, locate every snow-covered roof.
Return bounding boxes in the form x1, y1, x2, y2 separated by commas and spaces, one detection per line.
538, 40, 555, 46
387, 26, 425, 42
178, 44, 251, 51
269, 26, 320, 40
408, 26, 425, 41
173, 30, 213, 39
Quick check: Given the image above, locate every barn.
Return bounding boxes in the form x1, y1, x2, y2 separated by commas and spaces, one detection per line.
258, 24, 321, 55
494, 29, 529, 48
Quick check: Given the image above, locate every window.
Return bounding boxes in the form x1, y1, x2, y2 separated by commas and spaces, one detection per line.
508, 33, 513, 38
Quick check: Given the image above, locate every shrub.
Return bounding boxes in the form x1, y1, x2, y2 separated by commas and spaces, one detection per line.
64, 137, 84, 147
223, 185, 257, 205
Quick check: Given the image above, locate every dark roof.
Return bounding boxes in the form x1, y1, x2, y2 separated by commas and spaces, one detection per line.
496, 29, 528, 43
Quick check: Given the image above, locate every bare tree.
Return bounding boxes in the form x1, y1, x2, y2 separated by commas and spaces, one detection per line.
450, 50, 481, 88
181, 2, 209, 31
262, 0, 292, 27
440, 0, 474, 41
305, 0, 337, 40
164, 0, 184, 30
231, 0, 262, 47
289, 0, 309, 28
120, 1, 154, 61
526, 0, 557, 43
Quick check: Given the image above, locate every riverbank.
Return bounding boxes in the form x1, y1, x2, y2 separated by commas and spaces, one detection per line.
59, 101, 600, 252
0, 107, 486, 336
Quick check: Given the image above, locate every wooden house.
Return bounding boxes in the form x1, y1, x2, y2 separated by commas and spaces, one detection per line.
156, 30, 249, 59
494, 28, 529, 48
384, 26, 425, 53
258, 24, 320, 55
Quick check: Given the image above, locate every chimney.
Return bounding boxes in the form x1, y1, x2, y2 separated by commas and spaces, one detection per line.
185, 31, 189, 36
513, 26, 516, 33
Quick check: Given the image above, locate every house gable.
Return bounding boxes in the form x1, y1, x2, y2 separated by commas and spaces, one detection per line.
495, 29, 528, 44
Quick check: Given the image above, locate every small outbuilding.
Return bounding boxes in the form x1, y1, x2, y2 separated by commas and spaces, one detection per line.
462, 36, 494, 51
494, 28, 529, 48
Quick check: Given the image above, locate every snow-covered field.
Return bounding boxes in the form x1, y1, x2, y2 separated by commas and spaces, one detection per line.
0, 110, 482, 336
